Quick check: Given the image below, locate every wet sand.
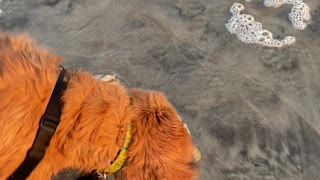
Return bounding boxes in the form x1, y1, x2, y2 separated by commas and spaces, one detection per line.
1, 0, 320, 179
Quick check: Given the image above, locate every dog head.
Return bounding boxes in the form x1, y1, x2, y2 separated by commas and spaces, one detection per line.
113, 88, 200, 180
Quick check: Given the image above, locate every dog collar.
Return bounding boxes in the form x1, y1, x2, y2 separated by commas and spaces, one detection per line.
9, 66, 68, 179
40, 66, 68, 132
97, 122, 133, 178
97, 120, 201, 179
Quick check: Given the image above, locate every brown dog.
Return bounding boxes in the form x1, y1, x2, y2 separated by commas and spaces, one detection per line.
0, 32, 200, 180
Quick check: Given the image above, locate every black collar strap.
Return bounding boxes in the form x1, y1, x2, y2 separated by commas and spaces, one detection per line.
40, 66, 68, 132
9, 66, 68, 179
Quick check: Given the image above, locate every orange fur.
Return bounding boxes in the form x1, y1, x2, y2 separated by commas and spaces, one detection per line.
118, 89, 199, 180
0, 32, 199, 180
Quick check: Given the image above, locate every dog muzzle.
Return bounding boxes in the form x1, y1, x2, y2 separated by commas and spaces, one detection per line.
182, 121, 201, 163
192, 146, 201, 162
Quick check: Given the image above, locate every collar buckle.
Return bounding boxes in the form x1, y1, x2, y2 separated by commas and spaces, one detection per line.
40, 115, 60, 132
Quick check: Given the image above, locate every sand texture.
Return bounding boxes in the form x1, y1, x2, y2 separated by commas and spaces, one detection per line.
1, 0, 320, 179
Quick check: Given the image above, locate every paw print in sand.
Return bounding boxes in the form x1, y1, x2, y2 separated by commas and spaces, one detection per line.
225, 0, 311, 47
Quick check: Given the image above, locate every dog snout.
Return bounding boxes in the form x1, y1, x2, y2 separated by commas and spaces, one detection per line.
192, 146, 201, 163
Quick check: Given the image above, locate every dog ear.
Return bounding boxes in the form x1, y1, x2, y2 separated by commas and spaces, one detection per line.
129, 89, 180, 128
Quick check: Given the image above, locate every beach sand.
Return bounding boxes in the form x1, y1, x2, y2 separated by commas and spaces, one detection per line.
1, 0, 320, 179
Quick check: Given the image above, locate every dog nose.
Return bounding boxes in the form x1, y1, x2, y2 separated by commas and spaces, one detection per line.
192, 146, 201, 162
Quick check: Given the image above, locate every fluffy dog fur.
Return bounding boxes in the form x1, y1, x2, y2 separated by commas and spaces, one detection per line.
0, 33, 199, 180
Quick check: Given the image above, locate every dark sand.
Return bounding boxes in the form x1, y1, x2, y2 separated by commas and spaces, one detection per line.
1, 0, 320, 179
